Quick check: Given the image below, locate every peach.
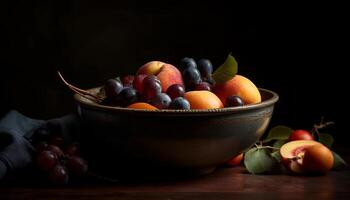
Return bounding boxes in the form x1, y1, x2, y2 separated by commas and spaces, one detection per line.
184, 91, 223, 109
213, 75, 261, 105
280, 140, 333, 174
136, 61, 166, 75
136, 61, 184, 92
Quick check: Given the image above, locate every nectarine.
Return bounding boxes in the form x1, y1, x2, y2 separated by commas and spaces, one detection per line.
184, 91, 223, 109
127, 102, 158, 110
213, 75, 261, 105
280, 140, 333, 174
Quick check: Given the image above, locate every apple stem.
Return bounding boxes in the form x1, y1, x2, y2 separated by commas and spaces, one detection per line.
57, 71, 103, 103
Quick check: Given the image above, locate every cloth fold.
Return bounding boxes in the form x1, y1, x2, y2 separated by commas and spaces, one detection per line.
0, 110, 79, 180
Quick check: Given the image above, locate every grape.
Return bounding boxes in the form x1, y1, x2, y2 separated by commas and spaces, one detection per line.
169, 97, 190, 109
47, 145, 64, 158
49, 136, 64, 147
197, 59, 213, 77
66, 156, 88, 177
225, 95, 244, 107
166, 84, 185, 99
121, 75, 134, 87
179, 57, 197, 71
64, 143, 80, 156
104, 79, 123, 98
142, 75, 162, 100
37, 151, 57, 171
133, 74, 147, 93
116, 87, 139, 107
150, 93, 172, 109
48, 164, 69, 184
182, 67, 202, 90
35, 141, 49, 153
195, 82, 211, 91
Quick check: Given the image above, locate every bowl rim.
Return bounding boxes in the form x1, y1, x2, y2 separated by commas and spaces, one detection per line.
74, 87, 279, 114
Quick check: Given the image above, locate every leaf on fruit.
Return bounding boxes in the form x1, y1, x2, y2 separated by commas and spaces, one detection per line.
263, 126, 294, 142
332, 151, 348, 170
212, 54, 238, 84
318, 133, 334, 149
244, 147, 278, 174
272, 139, 288, 149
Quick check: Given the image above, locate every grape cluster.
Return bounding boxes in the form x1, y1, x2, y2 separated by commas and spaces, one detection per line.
32, 128, 88, 185
179, 57, 214, 91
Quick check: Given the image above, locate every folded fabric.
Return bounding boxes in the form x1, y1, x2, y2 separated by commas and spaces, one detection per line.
0, 110, 80, 180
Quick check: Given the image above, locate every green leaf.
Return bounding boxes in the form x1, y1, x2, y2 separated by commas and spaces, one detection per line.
263, 126, 294, 142
332, 151, 348, 170
272, 139, 288, 149
212, 54, 238, 84
318, 133, 334, 148
270, 151, 282, 163
244, 147, 278, 174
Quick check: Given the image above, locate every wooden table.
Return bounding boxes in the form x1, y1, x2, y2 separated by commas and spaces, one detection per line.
1, 166, 350, 200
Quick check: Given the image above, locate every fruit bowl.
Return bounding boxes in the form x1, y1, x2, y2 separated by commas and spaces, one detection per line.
74, 87, 278, 178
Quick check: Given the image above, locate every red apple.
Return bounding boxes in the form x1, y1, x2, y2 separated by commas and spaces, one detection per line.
289, 130, 313, 141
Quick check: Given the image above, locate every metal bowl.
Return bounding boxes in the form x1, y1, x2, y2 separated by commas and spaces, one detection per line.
75, 88, 278, 178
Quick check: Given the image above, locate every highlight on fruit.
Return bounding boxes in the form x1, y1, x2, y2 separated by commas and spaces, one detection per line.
58, 54, 262, 110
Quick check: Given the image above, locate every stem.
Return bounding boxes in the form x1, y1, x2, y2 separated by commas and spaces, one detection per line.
57, 71, 102, 102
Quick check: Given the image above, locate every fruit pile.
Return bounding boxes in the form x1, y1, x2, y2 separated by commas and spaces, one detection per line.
70, 54, 261, 110
31, 128, 88, 184
226, 120, 348, 175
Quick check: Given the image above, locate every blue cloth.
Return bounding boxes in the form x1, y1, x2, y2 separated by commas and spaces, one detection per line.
0, 110, 79, 180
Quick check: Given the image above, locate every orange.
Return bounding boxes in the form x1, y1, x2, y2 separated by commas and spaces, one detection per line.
184, 91, 224, 109
127, 102, 158, 110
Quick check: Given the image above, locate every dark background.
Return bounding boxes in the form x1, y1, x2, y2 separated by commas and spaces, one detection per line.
1, 1, 347, 142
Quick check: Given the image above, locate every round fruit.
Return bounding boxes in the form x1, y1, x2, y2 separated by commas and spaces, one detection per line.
37, 151, 57, 171
195, 82, 211, 91
302, 144, 334, 174
116, 87, 139, 107
142, 75, 162, 100
121, 75, 134, 87
225, 95, 244, 107
179, 57, 197, 71
150, 93, 172, 109
66, 156, 88, 177
184, 91, 223, 109
197, 59, 213, 77
47, 145, 64, 158
104, 79, 123, 98
127, 102, 158, 110
182, 67, 202, 90
48, 164, 69, 184
213, 75, 261, 105
64, 143, 80, 156
169, 97, 190, 109
166, 84, 185, 99
133, 74, 148, 93
289, 130, 314, 141
226, 153, 243, 167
